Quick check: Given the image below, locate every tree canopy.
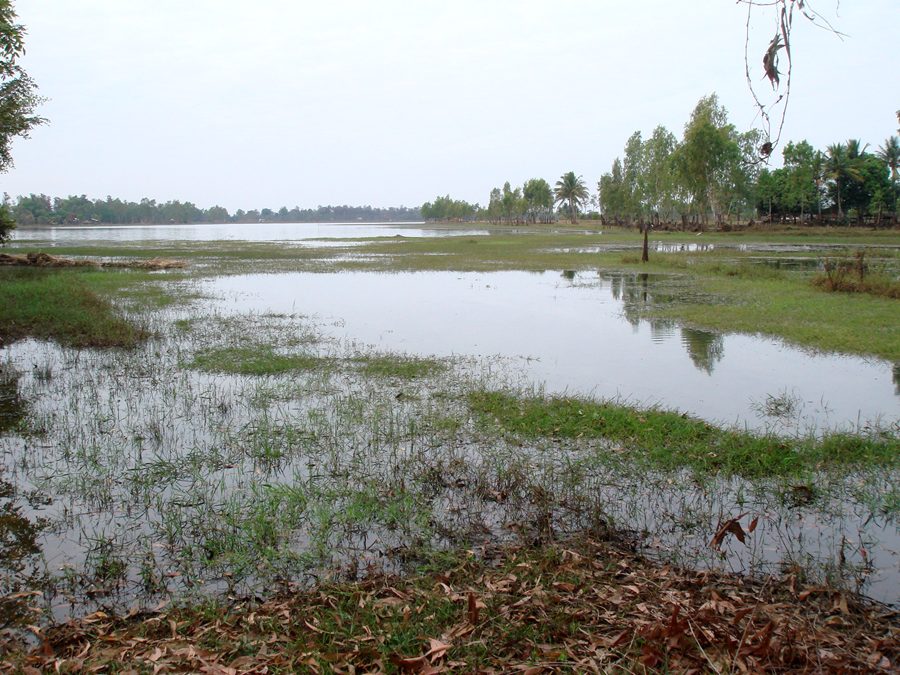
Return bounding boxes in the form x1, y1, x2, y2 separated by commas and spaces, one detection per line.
0, 0, 44, 243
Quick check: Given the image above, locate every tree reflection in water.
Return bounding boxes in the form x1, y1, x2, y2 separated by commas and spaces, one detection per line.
0, 364, 26, 433
681, 327, 725, 374
0, 365, 48, 630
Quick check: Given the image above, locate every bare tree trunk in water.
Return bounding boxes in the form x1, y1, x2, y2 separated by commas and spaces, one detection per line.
641, 223, 649, 263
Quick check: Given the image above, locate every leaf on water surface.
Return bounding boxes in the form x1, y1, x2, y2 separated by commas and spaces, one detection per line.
710, 513, 751, 550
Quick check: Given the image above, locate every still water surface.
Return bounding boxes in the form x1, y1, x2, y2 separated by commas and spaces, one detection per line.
12, 221, 487, 243
207, 270, 898, 433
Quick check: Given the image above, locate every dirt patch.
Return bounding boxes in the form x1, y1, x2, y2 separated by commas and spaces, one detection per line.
0, 252, 187, 270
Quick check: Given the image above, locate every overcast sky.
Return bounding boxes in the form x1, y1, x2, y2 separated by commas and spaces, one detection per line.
2, 1, 897, 212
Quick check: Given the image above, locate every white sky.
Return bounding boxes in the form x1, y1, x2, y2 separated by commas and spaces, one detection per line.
2, 1, 898, 212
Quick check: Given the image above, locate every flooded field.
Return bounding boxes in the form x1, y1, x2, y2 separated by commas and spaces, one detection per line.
11, 222, 487, 244
1, 229, 899, 639
1, 264, 898, 631
207, 270, 897, 433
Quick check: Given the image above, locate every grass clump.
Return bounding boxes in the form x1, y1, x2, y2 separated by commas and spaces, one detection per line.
356, 354, 447, 379
812, 260, 900, 299
188, 346, 325, 376
0, 268, 146, 347
468, 390, 899, 478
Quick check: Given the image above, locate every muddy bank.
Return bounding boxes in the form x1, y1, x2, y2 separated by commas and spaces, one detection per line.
0, 251, 187, 270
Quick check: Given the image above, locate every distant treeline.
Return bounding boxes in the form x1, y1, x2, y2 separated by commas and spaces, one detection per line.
9, 195, 421, 225
423, 94, 900, 228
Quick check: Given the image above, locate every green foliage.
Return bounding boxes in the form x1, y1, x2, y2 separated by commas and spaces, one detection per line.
0, 200, 14, 243
0, 0, 44, 243
553, 172, 589, 224
522, 178, 553, 223
10, 194, 422, 226
420, 195, 477, 221
600, 126, 680, 226
0, 1, 44, 177
673, 94, 759, 225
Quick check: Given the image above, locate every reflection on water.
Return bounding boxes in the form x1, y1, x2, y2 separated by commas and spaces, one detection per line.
0, 364, 26, 434
0, 475, 48, 630
681, 328, 725, 374
208, 270, 897, 432
12, 222, 488, 244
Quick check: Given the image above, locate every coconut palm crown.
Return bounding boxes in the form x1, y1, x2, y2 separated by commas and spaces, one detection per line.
554, 171, 589, 224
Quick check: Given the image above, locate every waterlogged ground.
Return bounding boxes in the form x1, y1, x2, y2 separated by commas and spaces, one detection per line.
207, 270, 898, 433
11, 222, 487, 244
1, 226, 899, 639
0, 271, 898, 633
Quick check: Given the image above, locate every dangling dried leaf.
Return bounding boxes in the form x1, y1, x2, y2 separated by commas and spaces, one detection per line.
762, 34, 784, 88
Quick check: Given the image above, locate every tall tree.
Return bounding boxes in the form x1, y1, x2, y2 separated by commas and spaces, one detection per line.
781, 140, 821, 220
522, 178, 553, 223
672, 94, 746, 227
641, 126, 679, 224
877, 136, 899, 182
824, 142, 861, 220
0, 0, 45, 243
553, 172, 589, 224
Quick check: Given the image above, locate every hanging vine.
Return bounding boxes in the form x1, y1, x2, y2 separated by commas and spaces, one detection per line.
739, 0, 845, 159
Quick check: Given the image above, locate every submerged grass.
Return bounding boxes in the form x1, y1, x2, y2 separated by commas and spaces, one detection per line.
0, 268, 147, 347
356, 354, 447, 379
468, 390, 900, 478
188, 346, 327, 375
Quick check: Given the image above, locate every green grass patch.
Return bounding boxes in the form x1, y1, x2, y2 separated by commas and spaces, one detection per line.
0, 268, 147, 347
188, 346, 326, 375
467, 390, 899, 478
355, 354, 447, 379
649, 274, 900, 361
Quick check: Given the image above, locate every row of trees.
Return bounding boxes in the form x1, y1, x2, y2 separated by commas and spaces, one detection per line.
9, 194, 421, 226
423, 175, 589, 226
600, 95, 764, 228
422, 96, 898, 229
599, 95, 899, 228
757, 138, 898, 224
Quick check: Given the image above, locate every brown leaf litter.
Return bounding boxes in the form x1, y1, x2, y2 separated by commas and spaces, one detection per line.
1, 538, 897, 673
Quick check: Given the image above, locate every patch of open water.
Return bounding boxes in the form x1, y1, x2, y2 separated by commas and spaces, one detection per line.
205, 270, 898, 434
11, 222, 488, 244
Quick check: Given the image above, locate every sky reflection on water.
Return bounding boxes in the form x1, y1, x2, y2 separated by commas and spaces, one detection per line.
11, 222, 487, 243
206, 270, 898, 433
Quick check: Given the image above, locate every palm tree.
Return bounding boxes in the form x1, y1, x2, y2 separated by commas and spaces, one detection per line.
554, 172, 589, 224
810, 150, 826, 218
877, 136, 900, 182
825, 143, 862, 220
